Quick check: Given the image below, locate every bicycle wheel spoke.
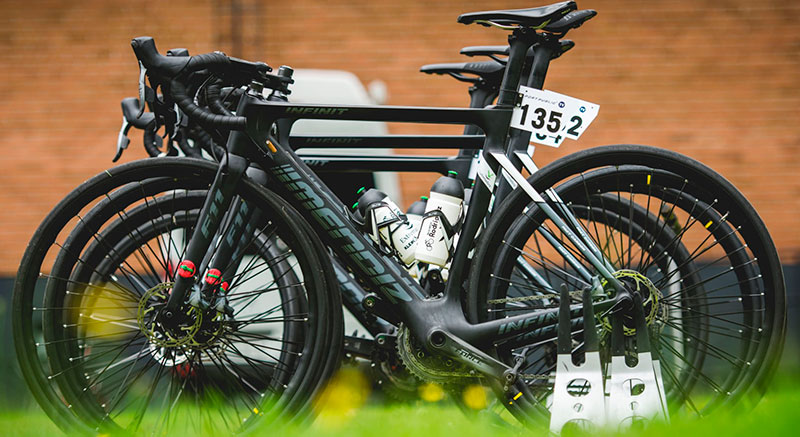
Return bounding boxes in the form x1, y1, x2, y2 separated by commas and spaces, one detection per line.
226, 281, 306, 302
473, 156, 783, 423
231, 261, 300, 316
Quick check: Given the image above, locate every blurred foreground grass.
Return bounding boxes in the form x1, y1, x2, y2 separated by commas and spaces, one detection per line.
2, 371, 798, 437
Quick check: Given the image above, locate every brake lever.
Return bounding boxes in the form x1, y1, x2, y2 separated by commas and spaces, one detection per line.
171, 103, 183, 142
163, 103, 189, 157
114, 116, 132, 162
137, 62, 148, 117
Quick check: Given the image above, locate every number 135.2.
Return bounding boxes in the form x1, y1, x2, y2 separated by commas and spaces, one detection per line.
519, 104, 582, 136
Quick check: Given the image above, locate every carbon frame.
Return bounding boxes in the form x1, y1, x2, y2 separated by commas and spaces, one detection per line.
232, 96, 617, 378
160, 27, 621, 382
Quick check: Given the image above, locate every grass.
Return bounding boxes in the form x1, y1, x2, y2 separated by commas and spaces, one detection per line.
2, 372, 799, 436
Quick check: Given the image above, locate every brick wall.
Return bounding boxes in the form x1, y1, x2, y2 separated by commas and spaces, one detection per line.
0, 0, 798, 275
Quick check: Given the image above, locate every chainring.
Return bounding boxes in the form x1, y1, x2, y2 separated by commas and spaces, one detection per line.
395, 325, 476, 383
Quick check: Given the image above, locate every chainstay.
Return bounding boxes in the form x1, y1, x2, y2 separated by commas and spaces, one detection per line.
487, 290, 583, 306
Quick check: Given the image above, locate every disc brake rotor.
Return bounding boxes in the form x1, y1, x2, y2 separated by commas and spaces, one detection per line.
137, 282, 202, 348
601, 269, 668, 336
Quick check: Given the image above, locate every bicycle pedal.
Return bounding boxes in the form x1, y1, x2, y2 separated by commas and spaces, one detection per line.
550, 285, 606, 434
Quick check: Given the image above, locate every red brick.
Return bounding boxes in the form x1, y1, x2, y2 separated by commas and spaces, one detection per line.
0, 0, 798, 274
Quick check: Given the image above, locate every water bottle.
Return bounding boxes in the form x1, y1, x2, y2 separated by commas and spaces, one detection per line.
403, 197, 428, 278
356, 187, 418, 265
405, 196, 428, 230
415, 171, 464, 267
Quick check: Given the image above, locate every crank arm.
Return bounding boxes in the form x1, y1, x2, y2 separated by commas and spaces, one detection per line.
343, 335, 375, 359
428, 329, 513, 384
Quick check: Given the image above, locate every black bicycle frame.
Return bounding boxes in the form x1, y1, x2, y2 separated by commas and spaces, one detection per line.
161, 28, 620, 382
183, 59, 506, 339
238, 100, 616, 377
294, 135, 481, 179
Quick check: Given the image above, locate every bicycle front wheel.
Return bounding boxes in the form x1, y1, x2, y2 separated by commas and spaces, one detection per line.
13, 158, 343, 435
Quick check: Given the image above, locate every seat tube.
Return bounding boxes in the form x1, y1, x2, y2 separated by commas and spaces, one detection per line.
460, 87, 492, 142
459, 85, 497, 183
494, 40, 556, 205
495, 28, 539, 108
443, 29, 536, 295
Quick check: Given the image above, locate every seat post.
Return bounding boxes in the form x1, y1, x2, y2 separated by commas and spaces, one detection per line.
496, 28, 540, 107
493, 37, 561, 204
527, 37, 559, 90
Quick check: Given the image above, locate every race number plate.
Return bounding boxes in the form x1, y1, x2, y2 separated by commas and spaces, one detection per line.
510, 86, 599, 148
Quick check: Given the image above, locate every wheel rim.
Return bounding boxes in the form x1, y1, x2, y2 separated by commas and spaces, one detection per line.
14, 159, 337, 435
473, 158, 782, 423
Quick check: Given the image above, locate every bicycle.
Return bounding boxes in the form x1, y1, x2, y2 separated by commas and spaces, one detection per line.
13, 1, 785, 434
113, 31, 574, 348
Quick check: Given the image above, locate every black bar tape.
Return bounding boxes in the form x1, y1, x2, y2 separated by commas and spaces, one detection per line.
143, 128, 162, 157
171, 79, 246, 130
185, 52, 230, 73
205, 79, 233, 116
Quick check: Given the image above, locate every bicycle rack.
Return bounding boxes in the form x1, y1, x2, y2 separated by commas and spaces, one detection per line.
549, 287, 669, 434
604, 293, 669, 430
549, 285, 606, 433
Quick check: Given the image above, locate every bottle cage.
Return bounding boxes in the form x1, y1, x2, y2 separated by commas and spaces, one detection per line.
362, 201, 416, 268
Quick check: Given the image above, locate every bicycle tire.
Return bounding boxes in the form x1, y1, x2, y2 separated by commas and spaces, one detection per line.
468, 145, 786, 424
13, 158, 343, 435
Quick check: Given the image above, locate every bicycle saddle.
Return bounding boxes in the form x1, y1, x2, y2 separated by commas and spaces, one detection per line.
419, 60, 505, 86
459, 45, 510, 57
542, 9, 597, 34
458, 1, 576, 28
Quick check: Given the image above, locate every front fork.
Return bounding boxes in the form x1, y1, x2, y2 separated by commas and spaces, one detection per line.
162, 130, 253, 321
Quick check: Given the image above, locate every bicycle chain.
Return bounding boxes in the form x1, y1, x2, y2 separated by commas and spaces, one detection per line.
486, 290, 583, 306
517, 373, 553, 380
486, 291, 586, 381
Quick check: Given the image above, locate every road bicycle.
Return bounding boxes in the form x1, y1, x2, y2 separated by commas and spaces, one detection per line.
13, 2, 786, 434
111, 30, 574, 372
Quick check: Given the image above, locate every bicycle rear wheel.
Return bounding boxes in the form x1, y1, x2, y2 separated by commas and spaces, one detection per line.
468, 145, 785, 424
13, 158, 343, 435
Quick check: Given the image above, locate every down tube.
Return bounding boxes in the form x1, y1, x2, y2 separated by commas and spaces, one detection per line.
252, 138, 427, 309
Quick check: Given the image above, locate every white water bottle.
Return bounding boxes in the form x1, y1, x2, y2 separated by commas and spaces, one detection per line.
404, 197, 428, 278
356, 188, 418, 265
415, 171, 464, 267
405, 196, 427, 231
